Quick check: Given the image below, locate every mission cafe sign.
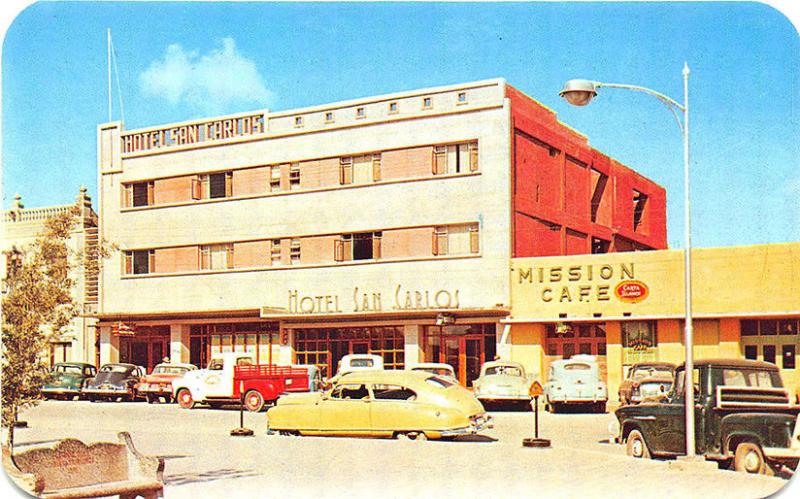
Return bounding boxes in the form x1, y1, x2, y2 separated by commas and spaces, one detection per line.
515, 262, 649, 304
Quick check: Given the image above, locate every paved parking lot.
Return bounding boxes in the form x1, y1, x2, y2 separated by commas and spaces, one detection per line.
7, 400, 794, 498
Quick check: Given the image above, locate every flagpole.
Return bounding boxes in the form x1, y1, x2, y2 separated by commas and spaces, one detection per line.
107, 28, 112, 121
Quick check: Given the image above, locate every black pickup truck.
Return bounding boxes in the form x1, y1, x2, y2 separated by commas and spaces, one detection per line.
615, 358, 800, 474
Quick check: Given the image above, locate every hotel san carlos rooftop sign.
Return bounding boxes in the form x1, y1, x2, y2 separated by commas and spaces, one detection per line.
121, 113, 266, 154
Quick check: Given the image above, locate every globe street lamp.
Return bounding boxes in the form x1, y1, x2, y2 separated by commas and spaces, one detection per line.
560, 63, 697, 459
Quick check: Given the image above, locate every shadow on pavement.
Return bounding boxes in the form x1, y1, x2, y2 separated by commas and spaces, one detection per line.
451, 435, 498, 443
165, 468, 260, 486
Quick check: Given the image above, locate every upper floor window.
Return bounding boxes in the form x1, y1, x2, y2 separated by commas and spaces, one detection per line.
200, 244, 233, 270
270, 166, 282, 192
356, 107, 366, 119
633, 190, 648, 232
124, 181, 154, 208
124, 249, 154, 275
388, 102, 398, 114
335, 232, 382, 261
325, 112, 335, 123
193, 172, 232, 200
339, 157, 353, 185
433, 142, 479, 175
290, 239, 301, 265
289, 163, 301, 190
457, 92, 467, 104
294, 116, 304, 127
270, 239, 282, 266
432, 224, 479, 256
422, 97, 433, 109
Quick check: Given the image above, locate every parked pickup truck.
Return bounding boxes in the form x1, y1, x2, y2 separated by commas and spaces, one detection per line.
172, 352, 310, 412
614, 358, 800, 474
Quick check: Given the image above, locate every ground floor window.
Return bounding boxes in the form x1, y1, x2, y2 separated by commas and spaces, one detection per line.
293, 326, 405, 378
423, 323, 496, 387
740, 318, 799, 370
545, 323, 607, 358
189, 322, 279, 368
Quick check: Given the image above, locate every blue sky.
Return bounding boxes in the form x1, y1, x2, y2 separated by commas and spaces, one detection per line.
2, 2, 798, 249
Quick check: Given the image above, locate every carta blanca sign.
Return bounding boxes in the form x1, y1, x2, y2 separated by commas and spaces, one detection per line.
284, 285, 461, 315
515, 263, 648, 304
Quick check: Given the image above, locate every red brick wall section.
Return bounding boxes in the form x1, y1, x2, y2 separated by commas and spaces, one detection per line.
153, 176, 193, 205
233, 241, 269, 268
506, 84, 667, 256
232, 168, 268, 197
381, 146, 434, 180
153, 247, 198, 273
382, 227, 433, 259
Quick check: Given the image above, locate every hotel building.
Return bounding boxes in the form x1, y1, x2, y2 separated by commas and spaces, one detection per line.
95, 78, 666, 385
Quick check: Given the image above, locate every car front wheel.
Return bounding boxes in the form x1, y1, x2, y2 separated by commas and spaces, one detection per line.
734, 442, 773, 475
176, 389, 196, 409
626, 430, 651, 459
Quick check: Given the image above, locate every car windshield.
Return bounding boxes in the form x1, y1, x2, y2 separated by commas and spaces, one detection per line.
564, 363, 591, 371
350, 359, 374, 368
53, 365, 83, 375
632, 367, 672, 379
425, 376, 455, 388
207, 359, 224, 370
100, 365, 131, 374
721, 368, 782, 388
485, 366, 522, 377
153, 366, 190, 375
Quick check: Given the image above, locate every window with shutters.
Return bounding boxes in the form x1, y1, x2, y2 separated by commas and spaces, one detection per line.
335, 232, 381, 261
125, 181, 154, 207
289, 163, 301, 190
270, 239, 282, 266
339, 157, 353, 185
124, 250, 154, 275
270, 166, 282, 192
433, 224, 479, 256
200, 244, 233, 270
432, 141, 478, 175
290, 239, 301, 265
193, 172, 232, 200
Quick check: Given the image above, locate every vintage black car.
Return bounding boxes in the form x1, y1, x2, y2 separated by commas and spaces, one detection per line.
615, 359, 800, 474
82, 363, 146, 402
42, 363, 97, 400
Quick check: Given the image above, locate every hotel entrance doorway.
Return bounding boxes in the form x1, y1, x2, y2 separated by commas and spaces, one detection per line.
119, 326, 170, 373
424, 324, 496, 387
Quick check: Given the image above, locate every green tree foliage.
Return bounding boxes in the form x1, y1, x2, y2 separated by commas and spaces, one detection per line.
2, 207, 79, 447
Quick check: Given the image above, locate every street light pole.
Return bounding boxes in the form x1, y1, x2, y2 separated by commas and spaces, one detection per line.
559, 63, 695, 458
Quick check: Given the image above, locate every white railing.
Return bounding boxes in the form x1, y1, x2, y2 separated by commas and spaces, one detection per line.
4, 205, 74, 223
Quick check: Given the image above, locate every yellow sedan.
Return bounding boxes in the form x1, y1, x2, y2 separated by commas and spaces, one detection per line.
266, 370, 492, 440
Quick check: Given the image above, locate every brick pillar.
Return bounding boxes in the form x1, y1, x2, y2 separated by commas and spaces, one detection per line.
403, 324, 421, 366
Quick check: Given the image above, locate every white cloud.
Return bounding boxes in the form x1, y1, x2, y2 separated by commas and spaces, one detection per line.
139, 38, 273, 115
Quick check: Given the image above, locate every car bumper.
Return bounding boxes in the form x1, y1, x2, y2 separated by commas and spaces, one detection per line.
82, 388, 133, 397
763, 446, 800, 459
138, 387, 172, 396
548, 396, 608, 403
42, 388, 81, 396
476, 394, 531, 402
440, 415, 494, 437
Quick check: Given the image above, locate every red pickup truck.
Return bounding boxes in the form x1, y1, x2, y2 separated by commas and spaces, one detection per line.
172, 353, 311, 411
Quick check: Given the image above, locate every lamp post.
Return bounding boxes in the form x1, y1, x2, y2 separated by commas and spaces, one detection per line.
559, 63, 696, 458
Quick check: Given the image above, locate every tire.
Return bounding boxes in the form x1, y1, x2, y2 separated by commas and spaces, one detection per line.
734, 442, 773, 475
548, 401, 560, 414
626, 429, 651, 459
146, 395, 155, 404
244, 390, 265, 412
176, 389, 196, 409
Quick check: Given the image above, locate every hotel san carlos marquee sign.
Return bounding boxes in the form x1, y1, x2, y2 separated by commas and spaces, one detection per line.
262, 285, 462, 317
515, 262, 649, 305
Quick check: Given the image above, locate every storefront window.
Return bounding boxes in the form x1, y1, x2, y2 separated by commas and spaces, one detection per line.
739, 318, 799, 370
294, 326, 405, 378
545, 323, 607, 359
422, 323, 496, 386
